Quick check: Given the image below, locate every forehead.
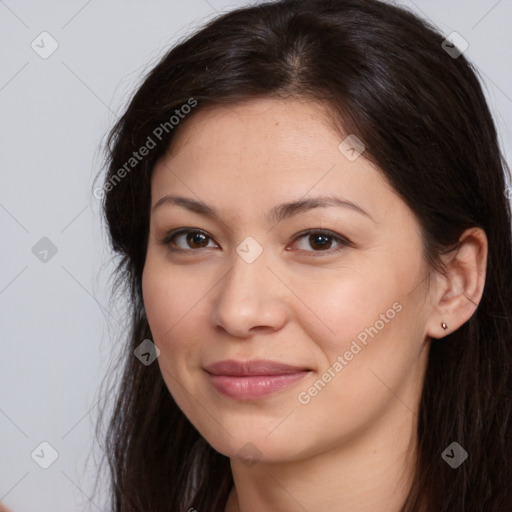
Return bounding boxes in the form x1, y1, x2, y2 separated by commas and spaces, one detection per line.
150, 98, 399, 223
165, 97, 341, 167
154, 99, 369, 179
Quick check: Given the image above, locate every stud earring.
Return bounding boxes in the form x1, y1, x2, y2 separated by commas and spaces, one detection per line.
441, 322, 448, 330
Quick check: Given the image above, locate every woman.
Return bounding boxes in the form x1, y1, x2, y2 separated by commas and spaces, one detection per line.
96, 0, 512, 510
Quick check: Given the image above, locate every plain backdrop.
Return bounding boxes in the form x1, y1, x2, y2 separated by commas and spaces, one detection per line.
1, 0, 511, 510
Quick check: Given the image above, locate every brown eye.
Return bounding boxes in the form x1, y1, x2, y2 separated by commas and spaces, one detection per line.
308, 233, 333, 250
292, 230, 350, 254
161, 229, 216, 251
185, 231, 209, 249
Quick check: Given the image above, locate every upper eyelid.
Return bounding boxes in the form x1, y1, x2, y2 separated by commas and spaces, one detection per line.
161, 228, 215, 245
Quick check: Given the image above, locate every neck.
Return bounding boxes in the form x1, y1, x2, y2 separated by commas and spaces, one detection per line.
225, 402, 418, 512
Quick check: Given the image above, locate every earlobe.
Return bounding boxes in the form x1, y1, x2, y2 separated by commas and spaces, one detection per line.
427, 228, 488, 339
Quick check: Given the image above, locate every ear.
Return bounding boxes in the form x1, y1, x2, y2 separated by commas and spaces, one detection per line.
426, 228, 488, 339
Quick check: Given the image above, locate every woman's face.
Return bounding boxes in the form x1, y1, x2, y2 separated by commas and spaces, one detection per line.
142, 98, 435, 463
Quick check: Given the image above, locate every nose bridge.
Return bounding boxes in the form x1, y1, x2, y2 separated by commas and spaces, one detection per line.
211, 238, 287, 336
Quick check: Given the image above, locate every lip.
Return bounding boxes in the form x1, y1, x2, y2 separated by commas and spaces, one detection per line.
205, 359, 310, 376
204, 359, 311, 400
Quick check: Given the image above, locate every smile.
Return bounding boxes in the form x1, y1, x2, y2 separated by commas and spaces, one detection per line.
204, 359, 312, 400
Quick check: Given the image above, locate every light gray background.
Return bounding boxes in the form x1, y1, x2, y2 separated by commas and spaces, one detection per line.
1, 1, 511, 510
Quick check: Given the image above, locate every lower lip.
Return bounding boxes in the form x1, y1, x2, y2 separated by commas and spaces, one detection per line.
207, 371, 310, 400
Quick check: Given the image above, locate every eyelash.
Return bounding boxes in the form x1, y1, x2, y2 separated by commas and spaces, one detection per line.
159, 228, 351, 256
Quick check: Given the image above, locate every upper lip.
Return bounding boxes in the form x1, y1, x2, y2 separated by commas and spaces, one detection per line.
204, 359, 310, 376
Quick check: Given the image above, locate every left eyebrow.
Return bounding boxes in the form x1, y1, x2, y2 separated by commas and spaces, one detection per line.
152, 194, 375, 224
267, 196, 375, 224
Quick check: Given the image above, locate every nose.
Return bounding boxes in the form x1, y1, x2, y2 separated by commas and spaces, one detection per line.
210, 247, 289, 338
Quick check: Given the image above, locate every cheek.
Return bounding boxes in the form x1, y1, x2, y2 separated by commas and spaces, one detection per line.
142, 252, 205, 334
142, 262, 203, 408
142, 260, 197, 360
142, 264, 172, 339
287, 263, 404, 357
290, 267, 426, 430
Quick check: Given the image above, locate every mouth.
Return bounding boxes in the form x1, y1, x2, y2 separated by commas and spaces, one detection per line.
204, 359, 312, 400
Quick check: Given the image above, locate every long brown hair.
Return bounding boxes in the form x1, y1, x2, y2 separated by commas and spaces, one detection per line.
95, 0, 512, 510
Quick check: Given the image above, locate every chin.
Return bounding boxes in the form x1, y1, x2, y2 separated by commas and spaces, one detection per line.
197, 425, 314, 465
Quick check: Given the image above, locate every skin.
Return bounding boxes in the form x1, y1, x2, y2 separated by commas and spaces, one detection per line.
142, 98, 487, 512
